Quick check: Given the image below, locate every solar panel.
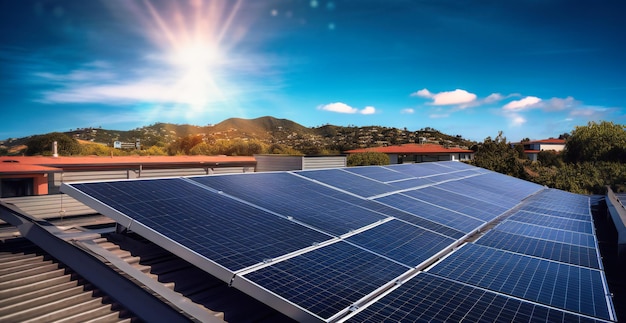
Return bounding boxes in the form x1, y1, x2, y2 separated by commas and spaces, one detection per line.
428, 244, 612, 319
508, 210, 594, 234
190, 172, 387, 236
385, 177, 433, 190
385, 163, 452, 177
242, 241, 410, 320
402, 186, 509, 222
294, 169, 395, 197
345, 219, 456, 267
495, 221, 597, 248
68, 179, 332, 272
61, 161, 616, 322
375, 193, 485, 233
475, 230, 600, 269
348, 273, 603, 323
343, 165, 410, 182
434, 180, 521, 209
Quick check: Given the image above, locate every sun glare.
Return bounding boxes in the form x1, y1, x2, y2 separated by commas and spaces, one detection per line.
135, 0, 247, 116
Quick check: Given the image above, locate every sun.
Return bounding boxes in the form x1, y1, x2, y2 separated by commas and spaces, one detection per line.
170, 43, 222, 71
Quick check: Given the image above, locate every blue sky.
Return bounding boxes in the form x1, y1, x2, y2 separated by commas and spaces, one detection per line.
1, 0, 624, 142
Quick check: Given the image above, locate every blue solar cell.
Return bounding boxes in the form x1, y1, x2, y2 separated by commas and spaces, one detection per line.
436, 161, 478, 170
428, 244, 611, 319
508, 211, 593, 234
70, 179, 333, 271
402, 186, 509, 222
344, 166, 410, 182
520, 205, 591, 221
385, 163, 452, 177
524, 190, 591, 216
361, 201, 467, 239
435, 180, 520, 209
348, 273, 602, 323
495, 221, 597, 248
386, 177, 433, 190
476, 230, 600, 269
190, 173, 387, 235
458, 172, 544, 201
375, 193, 484, 233
346, 220, 456, 267
295, 169, 395, 197
243, 241, 409, 320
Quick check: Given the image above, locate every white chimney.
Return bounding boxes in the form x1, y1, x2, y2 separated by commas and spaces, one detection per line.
52, 141, 58, 158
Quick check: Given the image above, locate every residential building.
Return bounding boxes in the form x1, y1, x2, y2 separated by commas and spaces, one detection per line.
345, 143, 473, 164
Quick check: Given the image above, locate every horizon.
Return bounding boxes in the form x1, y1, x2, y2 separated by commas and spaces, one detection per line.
1, 0, 625, 142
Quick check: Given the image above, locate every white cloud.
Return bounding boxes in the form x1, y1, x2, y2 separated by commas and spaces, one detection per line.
401, 108, 414, 114
429, 113, 450, 119
412, 88, 477, 106
484, 93, 504, 104
510, 114, 527, 126
502, 96, 541, 111
317, 102, 375, 114
318, 102, 358, 114
361, 106, 376, 115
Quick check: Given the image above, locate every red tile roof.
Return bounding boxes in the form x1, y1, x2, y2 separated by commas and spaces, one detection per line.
0, 162, 62, 174
345, 144, 473, 154
526, 139, 565, 144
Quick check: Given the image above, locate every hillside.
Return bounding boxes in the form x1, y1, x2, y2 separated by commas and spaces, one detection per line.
0, 116, 475, 155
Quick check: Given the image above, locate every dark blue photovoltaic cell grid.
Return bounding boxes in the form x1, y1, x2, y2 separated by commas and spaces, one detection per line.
385, 163, 452, 177
71, 179, 332, 271
423, 171, 474, 183
386, 177, 433, 190
190, 173, 387, 236
435, 180, 520, 209
509, 211, 593, 234
348, 273, 602, 323
294, 169, 395, 197
360, 201, 466, 239
523, 189, 591, 216
346, 220, 455, 267
375, 193, 484, 233
496, 221, 596, 248
436, 161, 477, 170
243, 241, 409, 320
476, 230, 600, 269
428, 244, 611, 320
520, 205, 591, 222
459, 172, 544, 201
403, 186, 509, 222
344, 166, 410, 183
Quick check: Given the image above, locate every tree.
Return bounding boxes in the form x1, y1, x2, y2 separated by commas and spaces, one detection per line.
563, 121, 626, 163
167, 135, 204, 155
347, 152, 390, 166
25, 132, 80, 156
470, 131, 525, 178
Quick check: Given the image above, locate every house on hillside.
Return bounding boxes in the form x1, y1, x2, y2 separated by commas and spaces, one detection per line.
345, 143, 473, 164
515, 138, 566, 162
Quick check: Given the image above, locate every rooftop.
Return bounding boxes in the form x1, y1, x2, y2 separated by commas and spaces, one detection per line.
345, 143, 472, 154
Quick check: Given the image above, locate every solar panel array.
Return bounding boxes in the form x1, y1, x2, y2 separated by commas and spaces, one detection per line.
62, 161, 616, 322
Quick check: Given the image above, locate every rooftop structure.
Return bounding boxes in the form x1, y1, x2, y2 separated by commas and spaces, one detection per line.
0, 161, 619, 322
345, 144, 473, 163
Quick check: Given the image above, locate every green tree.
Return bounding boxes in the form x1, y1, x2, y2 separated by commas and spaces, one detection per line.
563, 121, 626, 163
25, 132, 80, 156
470, 131, 525, 178
537, 150, 563, 168
347, 152, 390, 166
167, 135, 204, 155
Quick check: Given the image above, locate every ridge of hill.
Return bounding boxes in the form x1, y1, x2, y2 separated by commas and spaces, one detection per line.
1, 116, 475, 155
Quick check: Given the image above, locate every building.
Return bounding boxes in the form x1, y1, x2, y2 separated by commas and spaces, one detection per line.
0, 155, 256, 197
345, 143, 473, 164
515, 138, 566, 162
